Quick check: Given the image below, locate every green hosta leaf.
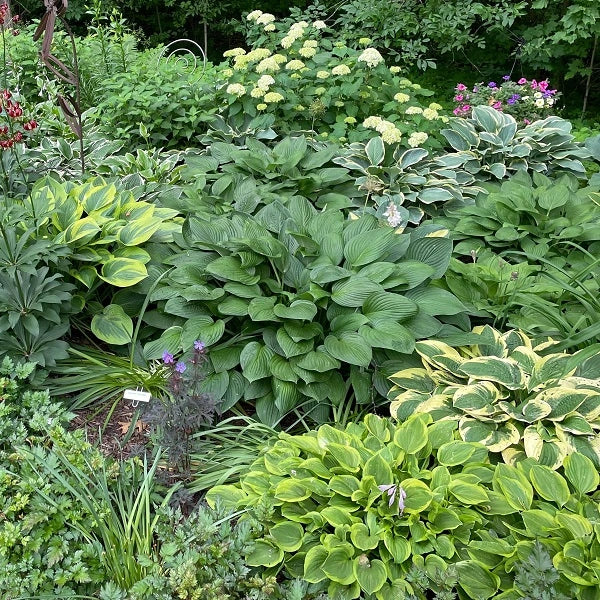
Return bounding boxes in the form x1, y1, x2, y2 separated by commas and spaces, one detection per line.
272, 378, 300, 413
456, 560, 500, 599
493, 463, 533, 510
365, 136, 385, 166
555, 513, 593, 539
330, 475, 360, 497
273, 300, 318, 321
331, 277, 383, 308
99, 257, 147, 287
448, 480, 489, 505
383, 532, 411, 563
91, 304, 133, 345
437, 441, 480, 466
521, 509, 556, 537
363, 452, 393, 486
354, 556, 387, 595
269, 522, 304, 552
205, 485, 246, 511
536, 388, 590, 420
358, 322, 415, 354
276, 328, 314, 358
297, 349, 340, 372
344, 227, 395, 267
528, 354, 574, 390
248, 297, 279, 322
322, 549, 356, 585
304, 545, 329, 583
80, 182, 117, 212
240, 342, 273, 383
362, 291, 418, 322
274, 478, 312, 502
61, 216, 102, 245
459, 419, 520, 453
519, 397, 552, 422
401, 479, 433, 512
118, 218, 162, 246
529, 464, 570, 506
182, 318, 225, 348
394, 414, 429, 454
404, 286, 466, 316
350, 523, 379, 551
324, 333, 372, 367
270, 354, 299, 382
143, 326, 182, 360
405, 237, 452, 279
563, 452, 599, 494
310, 264, 352, 284
459, 357, 525, 390
327, 443, 362, 472
206, 256, 260, 285
246, 540, 284, 568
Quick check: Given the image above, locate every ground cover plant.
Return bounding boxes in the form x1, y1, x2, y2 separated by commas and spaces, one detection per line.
2, 0, 600, 598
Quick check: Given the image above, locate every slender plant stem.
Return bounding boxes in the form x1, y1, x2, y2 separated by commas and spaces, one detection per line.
581, 34, 597, 119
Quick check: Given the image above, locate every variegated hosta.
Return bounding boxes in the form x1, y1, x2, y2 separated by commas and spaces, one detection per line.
389, 325, 600, 469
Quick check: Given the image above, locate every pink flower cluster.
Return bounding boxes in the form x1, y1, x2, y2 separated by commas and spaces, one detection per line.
0, 90, 38, 150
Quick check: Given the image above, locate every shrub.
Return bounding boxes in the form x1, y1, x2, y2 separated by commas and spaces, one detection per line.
207, 412, 600, 599
389, 325, 600, 468
145, 197, 467, 424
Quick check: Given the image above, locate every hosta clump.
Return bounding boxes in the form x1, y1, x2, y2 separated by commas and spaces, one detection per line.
334, 135, 485, 227
440, 106, 589, 181
207, 413, 600, 599
440, 169, 600, 259
144, 201, 466, 424
390, 325, 600, 468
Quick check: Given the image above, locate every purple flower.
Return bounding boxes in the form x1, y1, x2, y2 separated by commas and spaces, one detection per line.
507, 98, 516, 105
502, 75, 510, 81
378, 484, 407, 514
488, 81, 497, 88
162, 351, 174, 364
175, 361, 187, 373
473, 86, 479, 92
543, 91, 552, 98
194, 340, 206, 352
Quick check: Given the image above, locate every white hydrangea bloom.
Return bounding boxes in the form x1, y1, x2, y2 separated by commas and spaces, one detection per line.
264, 91, 285, 103
303, 40, 318, 48
256, 57, 280, 73
257, 75, 275, 88
363, 116, 383, 129
250, 87, 266, 98
264, 24, 276, 32
394, 92, 410, 103
407, 132, 428, 147
332, 64, 351, 76
390, 66, 401, 73
357, 48, 384, 68
429, 102, 442, 110
256, 12, 275, 25
316, 70, 329, 79
286, 59, 305, 71
405, 106, 423, 115
273, 54, 287, 64
312, 20, 327, 29
281, 36, 295, 48
299, 47, 316, 58
375, 119, 396, 134
226, 83, 246, 97
257, 103, 267, 110
247, 48, 272, 61
422, 108, 438, 120
223, 48, 246, 58
381, 127, 403, 144
246, 10, 262, 21
344, 116, 357, 124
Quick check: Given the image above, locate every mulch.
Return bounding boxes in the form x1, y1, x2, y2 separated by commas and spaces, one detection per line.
68, 399, 150, 460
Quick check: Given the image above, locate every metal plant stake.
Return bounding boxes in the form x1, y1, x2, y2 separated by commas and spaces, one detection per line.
33, 0, 85, 173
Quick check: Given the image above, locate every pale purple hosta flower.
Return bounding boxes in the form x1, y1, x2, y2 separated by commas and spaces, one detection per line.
378, 483, 407, 513
383, 203, 402, 228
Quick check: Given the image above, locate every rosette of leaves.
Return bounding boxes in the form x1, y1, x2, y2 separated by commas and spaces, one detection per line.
144, 199, 466, 424
334, 136, 484, 228
389, 325, 600, 469
180, 135, 356, 217
440, 170, 600, 259
207, 413, 600, 599
440, 107, 589, 181
25, 176, 181, 345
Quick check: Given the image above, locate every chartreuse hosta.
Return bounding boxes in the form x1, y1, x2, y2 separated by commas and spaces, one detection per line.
207, 413, 600, 599
389, 325, 600, 469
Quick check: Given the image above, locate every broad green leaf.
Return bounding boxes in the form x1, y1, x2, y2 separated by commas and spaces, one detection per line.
246, 540, 284, 568
529, 464, 570, 506
459, 357, 525, 390
456, 561, 500, 599
143, 326, 182, 360
344, 227, 395, 267
322, 549, 356, 585
273, 300, 318, 321
331, 277, 383, 308
448, 480, 489, 505
240, 342, 273, 382
118, 218, 162, 246
405, 237, 452, 278
365, 136, 385, 166
90, 304, 133, 345
205, 485, 246, 511
354, 557, 387, 595
274, 479, 312, 502
62, 216, 101, 245
269, 521, 304, 552
493, 463, 533, 510
563, 452, 599, 494
324, 333, 372, 367
363, 452, 393, 485
401, 479, 433, 512
394, 414, 428, 454
437, 441, 478, 466
383, 532, 410, 563
297, 349, 340, 372
99, 257, 147, 287
404, 286, 466, 316
304, 545, 329, 583
362, 291, 418, 322
206, 256, 260, 285
350, 523, 379, 551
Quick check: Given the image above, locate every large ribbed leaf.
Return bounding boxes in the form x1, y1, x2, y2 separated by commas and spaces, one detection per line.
344, 228, 395, 267
405, 237, 452, 278
331, 277, 383, 307
362, 291, 418, 322
324, 333, 372, 367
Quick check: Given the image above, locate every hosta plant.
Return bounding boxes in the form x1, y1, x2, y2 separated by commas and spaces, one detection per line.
145, 201, 466, 424
439, 106, 589, 181
207, 412, 600, 599
389, 326, 600, 468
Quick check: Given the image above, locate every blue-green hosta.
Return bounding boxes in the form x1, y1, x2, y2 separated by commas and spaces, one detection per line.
207, 413, 600, 599
389, 326, 600, 468
144, 201, 467, 424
